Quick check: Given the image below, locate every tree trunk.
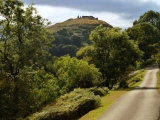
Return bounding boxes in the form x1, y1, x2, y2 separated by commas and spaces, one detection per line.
12, 76, 19, 119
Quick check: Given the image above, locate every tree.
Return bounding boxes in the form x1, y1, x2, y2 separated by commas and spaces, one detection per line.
127, 22, 160, 61
60, 45, 78, 57
53, 55, 102, 94
0, 0, 53, 119
83, 25, 142, 88
76, 45, 94, 60
155, 49, 160, 68
70, 35, 82, 47
133, 10, 160, 30
49, 45, 59, 56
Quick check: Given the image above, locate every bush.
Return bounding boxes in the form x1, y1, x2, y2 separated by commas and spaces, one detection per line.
0, 69, 61, 119
53, 56, 102, 94
138, 58, 155, 68
26, 88, 101, 120
87, 87, 109, 96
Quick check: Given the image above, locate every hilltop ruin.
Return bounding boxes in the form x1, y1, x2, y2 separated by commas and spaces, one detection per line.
77, 15, 98, 20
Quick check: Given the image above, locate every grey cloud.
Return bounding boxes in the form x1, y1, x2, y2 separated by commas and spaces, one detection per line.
22, 0, 160, 20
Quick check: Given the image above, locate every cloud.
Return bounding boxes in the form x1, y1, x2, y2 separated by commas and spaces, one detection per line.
30, 5, 133, 29
21, 0, 160, 29
33, 6, 91, 24
22, 0, 160, 20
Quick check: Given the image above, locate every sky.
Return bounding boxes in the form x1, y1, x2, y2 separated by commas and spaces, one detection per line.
21, 0, 160, 29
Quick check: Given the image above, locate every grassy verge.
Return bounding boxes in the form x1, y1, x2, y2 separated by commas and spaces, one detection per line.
127, 69, 146, 89
79, 69, 146, 120
157, 70, 160, 93
79, 90, 127, 120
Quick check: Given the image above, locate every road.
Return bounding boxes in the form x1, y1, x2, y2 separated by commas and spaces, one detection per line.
97, 65, 160, 120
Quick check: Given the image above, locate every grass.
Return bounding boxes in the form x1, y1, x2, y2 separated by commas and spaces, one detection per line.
47, 18, 111, 33
127, 69, 146, 89
79, 90, 127, 120
79, 69, 146, 120
157, 70, 160, 93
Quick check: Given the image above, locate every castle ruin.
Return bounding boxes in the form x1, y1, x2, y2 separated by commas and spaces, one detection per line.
77, 15, 98, 20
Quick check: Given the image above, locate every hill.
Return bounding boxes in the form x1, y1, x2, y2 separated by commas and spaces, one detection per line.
47, 16, 112, 33
47, 16, 113, 57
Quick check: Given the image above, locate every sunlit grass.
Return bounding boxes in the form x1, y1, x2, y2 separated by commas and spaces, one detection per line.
79, 69, 146, 120
157, 70, 160, 93
47, 18, 108, 33
79, 90, 127, 120
127, 69, 146, 89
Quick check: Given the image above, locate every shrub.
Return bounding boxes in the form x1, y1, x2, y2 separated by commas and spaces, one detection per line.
87, 87, 109, 96
26, 88, 101, 120
53, 55, 102, 94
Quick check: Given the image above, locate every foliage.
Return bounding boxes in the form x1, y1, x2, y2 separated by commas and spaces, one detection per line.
53, 29, 71, 45
0, 68, 61, 119
155, 49, 160, 68
76, 45, 94, 60
157, 71, 160, 93
127, 69, 146, 88
80, 70, 146, 120
50, 29, 79, 57
81, 25, 142, 89
131, 10, 160, 63
59, 45, 78, 57
70, 35, 82, 47
133, 10, 160, 30
53, 55, 102, 94
26, 88, 101, 120
28, 70, 60, 108
87, 87, 109, 96
48, 18, 112, 57
138, 58, 155, 69
0, 0, 53, 119
127, 22, 160, 61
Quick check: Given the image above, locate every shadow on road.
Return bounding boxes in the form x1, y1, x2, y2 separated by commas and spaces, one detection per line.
158, 107, 160, 120
134, 86, 160, 90
113, 86, 160, 91
145, 63, 159, 70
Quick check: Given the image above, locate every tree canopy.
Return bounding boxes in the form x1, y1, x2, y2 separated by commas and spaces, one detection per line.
53, 55, 102, 94
127, 22, 160, 61
0, 0, 53, 119
133, 10, 160, 30
77, 25, 142, 88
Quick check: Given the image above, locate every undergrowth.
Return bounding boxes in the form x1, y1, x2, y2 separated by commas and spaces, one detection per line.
26, 87, 108, 120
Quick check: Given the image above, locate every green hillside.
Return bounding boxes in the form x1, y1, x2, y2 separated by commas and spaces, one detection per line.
47, 16, 113, 57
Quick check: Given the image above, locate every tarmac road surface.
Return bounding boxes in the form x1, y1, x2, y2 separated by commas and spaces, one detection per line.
97, 65, 160, 120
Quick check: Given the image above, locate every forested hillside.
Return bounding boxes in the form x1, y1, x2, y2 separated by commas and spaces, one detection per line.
48, 17, 112, 56
0, 0, 160, 120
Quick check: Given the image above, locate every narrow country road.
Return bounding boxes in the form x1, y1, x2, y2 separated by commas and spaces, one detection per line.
98, 64, 160, 120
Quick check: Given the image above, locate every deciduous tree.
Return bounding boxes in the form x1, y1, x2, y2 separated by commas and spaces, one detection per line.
0, 0, 53, 119
127, 23, 160, 61
133, 10, 160, 30
82, 25, 142, 88
53, 55, 102, 94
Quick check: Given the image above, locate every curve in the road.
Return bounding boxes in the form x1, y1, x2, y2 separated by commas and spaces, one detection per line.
98, 65, 160, 120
